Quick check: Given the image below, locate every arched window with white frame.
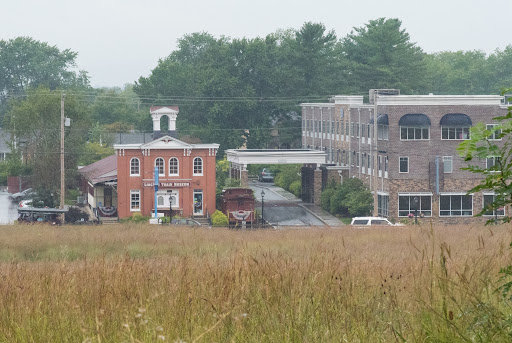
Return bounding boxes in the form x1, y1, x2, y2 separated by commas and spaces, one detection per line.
155, 157, 165, 176
193, 157, 203, 175
169, 157, 179, 176
130, 158, 140, 176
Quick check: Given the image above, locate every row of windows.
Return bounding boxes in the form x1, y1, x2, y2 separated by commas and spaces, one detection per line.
399, 156, 499, 174
303, 120, 390, 141
377, 194, 504, 218
130, 157, 203, 176
305, 122, 501, 142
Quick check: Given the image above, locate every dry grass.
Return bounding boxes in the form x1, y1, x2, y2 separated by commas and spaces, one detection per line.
1, 223, 512, 342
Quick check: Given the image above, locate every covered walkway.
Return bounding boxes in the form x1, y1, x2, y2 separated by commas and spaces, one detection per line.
225, 149, 328, 204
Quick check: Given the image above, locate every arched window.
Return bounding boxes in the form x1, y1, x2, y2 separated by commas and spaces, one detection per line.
399, 113, 431, 140
169, 157, 179, 176
155, 157, 164, 176
157, 196, 164, 206
440, 113, 472, 140
130, 158, 140, 176
193, 157, 203, 175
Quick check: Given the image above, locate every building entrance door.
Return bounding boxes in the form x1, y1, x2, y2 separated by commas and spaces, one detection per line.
104, 188, 112, 207
193, 190, 203, 216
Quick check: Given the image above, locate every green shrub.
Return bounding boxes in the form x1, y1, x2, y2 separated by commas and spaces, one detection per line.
65, 207, 89, 223
121, 212, 151, 223
322, 178, 372, 217
289, 180, 301, 197
211, 210, 229, 227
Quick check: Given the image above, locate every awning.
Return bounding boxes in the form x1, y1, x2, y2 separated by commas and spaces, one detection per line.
398, 113, 431, 126
440, 113, 472, 126
369, 114, 389, 125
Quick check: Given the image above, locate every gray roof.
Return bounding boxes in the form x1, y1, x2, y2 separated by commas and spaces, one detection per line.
78, 154, 117, 185
112, 132, 154, 144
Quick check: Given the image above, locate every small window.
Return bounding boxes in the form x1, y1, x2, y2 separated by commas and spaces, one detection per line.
169, 157, 179, 175
399, 157, 409, 173
193, 157, 203, 175
352, 219, 368, 225
483, 194, 505, 216
130, 190, 140, 211
130, 158, 140, 176
443, 156, 453, 173
486, 156, 501, 172
487, 124, 502, 140
378, 124, 389, 140
155, 157, 165, 176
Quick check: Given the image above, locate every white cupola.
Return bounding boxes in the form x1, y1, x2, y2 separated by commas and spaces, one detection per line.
150, 106, 179, 139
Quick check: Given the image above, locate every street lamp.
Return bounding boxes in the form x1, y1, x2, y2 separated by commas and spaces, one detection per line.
412, 196, 419, 225
261, 189, 265, 228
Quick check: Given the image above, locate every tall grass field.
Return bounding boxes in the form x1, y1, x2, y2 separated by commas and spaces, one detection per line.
1, 223, 512, 342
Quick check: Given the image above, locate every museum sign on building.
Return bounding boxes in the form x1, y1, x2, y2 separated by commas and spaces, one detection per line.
114, 106, 219, 219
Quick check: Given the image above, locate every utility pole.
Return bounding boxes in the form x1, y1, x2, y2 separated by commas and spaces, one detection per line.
60, 93, 65, 223
373, 91, 378, 217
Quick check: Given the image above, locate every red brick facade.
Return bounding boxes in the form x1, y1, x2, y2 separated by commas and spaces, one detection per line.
115, 136, 218, 219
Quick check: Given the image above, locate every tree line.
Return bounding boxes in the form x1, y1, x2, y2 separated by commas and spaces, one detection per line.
1, 18, 512, 192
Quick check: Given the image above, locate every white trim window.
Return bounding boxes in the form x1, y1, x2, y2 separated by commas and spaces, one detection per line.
400, 126, 429, 140
378, 124, 389, 140
486, 124, 501, 141
486, 156, 501, 172
378, 194, 389, 217
483, 193, 505, 216
443, 156, 453, 173
193, 157, 203, 175
130, 158, 140, 176
155, 157, 165, 176
399, 156, 409, 173
441, 126, 470, 140
439, 193, 473, 216
130, 190, 141, 211
398, 193, 432, 217
169, 157, 179, 176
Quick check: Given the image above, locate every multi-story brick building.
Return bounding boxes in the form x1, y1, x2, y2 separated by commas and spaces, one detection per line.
113, 106, 219, 219
301, 91, 510, 223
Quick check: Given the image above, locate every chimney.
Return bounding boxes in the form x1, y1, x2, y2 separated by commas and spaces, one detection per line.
150, 106, 179, 140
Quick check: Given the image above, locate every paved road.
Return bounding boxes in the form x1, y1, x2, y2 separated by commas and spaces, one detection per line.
0, 191, 19, 224
249, 180, 330, 228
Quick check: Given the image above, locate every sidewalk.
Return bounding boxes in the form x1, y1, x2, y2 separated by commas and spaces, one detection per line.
300, 203, 344, 227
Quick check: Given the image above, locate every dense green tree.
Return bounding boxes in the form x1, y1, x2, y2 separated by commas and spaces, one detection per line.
426, 51, 492, 94
0, 37, 89, 95
320, 178, 373, 217
5, 87, 91, 191
342, 18, 428, 95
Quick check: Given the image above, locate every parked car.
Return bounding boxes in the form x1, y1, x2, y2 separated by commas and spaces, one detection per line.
350, 217, 405, 227
9, 188, 34, 202
258, 168, 274, 182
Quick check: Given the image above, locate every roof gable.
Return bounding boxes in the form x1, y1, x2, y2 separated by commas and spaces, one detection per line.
140, 135, 192, 149
150, 106, 179, 115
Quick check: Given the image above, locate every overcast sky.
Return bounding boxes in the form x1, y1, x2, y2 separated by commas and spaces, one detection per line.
2, 0, 511, 88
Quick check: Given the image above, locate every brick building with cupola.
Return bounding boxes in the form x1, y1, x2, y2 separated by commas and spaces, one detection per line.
80, 106, 219, 221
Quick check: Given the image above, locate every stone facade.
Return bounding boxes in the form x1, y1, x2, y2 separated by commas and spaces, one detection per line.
301, 93, 510, 223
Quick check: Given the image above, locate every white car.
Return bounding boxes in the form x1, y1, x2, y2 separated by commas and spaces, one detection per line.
350, 217, 404, 227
